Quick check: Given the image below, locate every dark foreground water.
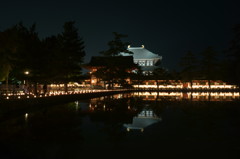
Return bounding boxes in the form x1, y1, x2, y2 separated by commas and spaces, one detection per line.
0, 92, 240, 158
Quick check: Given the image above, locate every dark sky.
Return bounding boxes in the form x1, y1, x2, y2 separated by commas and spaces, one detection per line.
1, 0, 240, 71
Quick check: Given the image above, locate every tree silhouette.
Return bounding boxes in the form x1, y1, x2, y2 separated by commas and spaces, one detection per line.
100, 32, 132, 56
57, 21, 85, 91
131, 65, 145, 89
0, 23, 27, 83
95, 32, 135, 88
0, 22, 43, 95
199, 46, 219, 88
41, 35, 61, 83
91, 56, 136, 89
152, 67, 169, 89
179, 51, 198, 88
0, 21, 86, 94
0, 29, 16, 82
227, 24, 240, 87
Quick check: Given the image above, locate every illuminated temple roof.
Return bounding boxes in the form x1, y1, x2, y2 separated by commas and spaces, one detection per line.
121, 45, 162, 60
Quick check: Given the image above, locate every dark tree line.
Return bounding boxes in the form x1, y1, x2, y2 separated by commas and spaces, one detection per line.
178, 46, 220, 88
129, 23, 240, 88
100, 32, 133, 56
226, 24, 240, 86
0, 21, 85, 89
178, 23, 240, 88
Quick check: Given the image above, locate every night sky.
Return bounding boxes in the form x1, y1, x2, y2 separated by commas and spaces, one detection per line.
1, 0, 240, 71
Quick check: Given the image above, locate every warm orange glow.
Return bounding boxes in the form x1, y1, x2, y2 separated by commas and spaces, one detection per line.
24, 71, 29, 75
25, 113, 29, 121
133, 83, 236, 89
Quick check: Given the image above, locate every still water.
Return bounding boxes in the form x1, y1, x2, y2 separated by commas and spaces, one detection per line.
0, 92, 240, 158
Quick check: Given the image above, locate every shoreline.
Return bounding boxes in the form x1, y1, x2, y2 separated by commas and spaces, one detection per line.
0, 89, 239, 123
132, 88, 240, 92
0, 90, 130, 119
0, 88, 239, 110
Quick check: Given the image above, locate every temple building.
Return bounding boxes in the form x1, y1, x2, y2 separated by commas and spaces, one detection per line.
84, 56, 137, 87
121, 45, 162, 75
84, 45, 164, 87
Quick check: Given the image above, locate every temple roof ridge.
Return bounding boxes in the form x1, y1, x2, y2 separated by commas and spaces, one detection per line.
122, 45, 162, 60
128, 45, 145, 49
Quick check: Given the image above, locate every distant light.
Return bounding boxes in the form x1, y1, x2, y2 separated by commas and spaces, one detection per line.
141, 45, 144, 48
25, 113, 29, 121
24, 71, 29, 75
128, 45, 131, 48
75, 101, 79, 106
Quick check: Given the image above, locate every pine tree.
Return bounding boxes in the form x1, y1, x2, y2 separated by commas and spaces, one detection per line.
199, 46, 218, 88
227, 24, 240, 87
179, 51, 198, 88
100, 32, 132, 56
57, 21, 85, 91
152, 67, 169, 90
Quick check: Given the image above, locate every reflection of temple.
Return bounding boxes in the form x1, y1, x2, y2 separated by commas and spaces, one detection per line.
123, 109, 162, 132
133, 92, 240, 101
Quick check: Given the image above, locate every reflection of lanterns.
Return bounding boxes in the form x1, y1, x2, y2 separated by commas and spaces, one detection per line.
25, 113, 28, 121
24, 71, 30, 85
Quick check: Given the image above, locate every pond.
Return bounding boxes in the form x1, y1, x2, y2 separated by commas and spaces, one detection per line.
0, 92, 240, 158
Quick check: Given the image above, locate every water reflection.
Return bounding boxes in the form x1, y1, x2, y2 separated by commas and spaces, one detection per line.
86, 95, 163, 134
85, 91, 240, 134
0, 92, 240, 158
75, 101, 79, 112
24, 113, 29, 121
124, 109, 162, 132
133, 92, 240, 101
